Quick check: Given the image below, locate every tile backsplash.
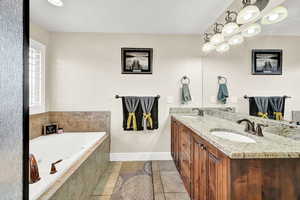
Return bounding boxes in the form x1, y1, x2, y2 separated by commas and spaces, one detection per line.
29, 111, 110, 139
29, 112, 50, 139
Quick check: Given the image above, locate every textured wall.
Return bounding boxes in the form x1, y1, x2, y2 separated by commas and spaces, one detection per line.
0, 0, 24, 199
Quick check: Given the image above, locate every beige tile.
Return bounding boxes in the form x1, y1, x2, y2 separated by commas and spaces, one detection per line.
160, 171, 186, 193
152, 161, 160, 172
90, 195, 111, 200
158, 161, 177, 172
154, 192, 166, 200
165, 193, 191, 200
93, 162, 122, 196
153, 170, 164, 194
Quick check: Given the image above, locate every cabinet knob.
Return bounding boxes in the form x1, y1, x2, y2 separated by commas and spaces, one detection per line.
200, 144, 206, 150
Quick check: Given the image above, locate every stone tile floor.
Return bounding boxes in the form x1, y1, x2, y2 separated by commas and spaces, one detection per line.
90, 161, 190, 200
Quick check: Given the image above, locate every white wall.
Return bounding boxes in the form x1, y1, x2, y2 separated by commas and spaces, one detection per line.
202, 36, 300, 120
47, 33, 203, 153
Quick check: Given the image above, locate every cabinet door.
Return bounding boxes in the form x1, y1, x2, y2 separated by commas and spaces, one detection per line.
171, 119, 175, 160
171, 120, 180, 169
192, 139, 208, 200
179, 127, 191, 193
207, 151, 228, 200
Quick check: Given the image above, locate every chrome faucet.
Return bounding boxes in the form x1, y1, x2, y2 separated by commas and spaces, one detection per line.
192, 108, 204, 116
237, 119, 267, 137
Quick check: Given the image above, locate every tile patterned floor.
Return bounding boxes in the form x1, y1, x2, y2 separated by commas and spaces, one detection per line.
91, 161, 190, 200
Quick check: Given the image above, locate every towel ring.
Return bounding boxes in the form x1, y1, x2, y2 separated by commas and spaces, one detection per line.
218, 76, 227, 84
181, 76, 190, 85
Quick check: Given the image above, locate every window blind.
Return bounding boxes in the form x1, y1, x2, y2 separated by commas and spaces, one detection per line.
29, 45, 42, 107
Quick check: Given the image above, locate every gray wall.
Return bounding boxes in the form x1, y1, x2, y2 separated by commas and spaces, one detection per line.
0, 0, 25, 199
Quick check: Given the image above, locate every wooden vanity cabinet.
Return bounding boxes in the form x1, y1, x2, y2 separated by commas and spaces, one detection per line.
171, 117, 300, 200
192, 131, 229, 200
171, 117, 229, 200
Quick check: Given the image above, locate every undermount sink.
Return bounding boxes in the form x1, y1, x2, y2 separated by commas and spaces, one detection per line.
210, 130, 256, 143
181, 115, 200, 120
181, 115, 198, 118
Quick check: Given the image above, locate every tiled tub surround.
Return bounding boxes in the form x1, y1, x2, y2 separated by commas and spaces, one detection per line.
30, 111, 111, 139
170, 108, 300, 159
30, 113, 50, 139
35, 133, 110, 200
29, 111, 111, 199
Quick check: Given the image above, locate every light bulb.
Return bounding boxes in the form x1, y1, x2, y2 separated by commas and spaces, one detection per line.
228, 34, 244, 45
48, 0, 64, 7
261, 6, 288, 25
242, 23, 261, 37
216, 43, 230, 53
210, 33, 224, 45
268, 13, 279, 21
237, 5, 260, 24
202, 42, 216, 53
222, 22, 240, 37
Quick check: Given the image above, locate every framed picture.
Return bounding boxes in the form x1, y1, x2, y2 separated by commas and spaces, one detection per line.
121, 48, 153, 74
43, 123, 58, 135
252, 49, 282, 75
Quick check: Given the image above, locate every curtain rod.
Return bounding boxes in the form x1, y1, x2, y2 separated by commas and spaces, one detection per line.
244, 95, 291, 99
115, 95, 160, 99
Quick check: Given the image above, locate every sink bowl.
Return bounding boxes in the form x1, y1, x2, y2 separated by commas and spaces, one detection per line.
210, 130, 256, 143
181, 115, 199, 118
181, 115, 201, 120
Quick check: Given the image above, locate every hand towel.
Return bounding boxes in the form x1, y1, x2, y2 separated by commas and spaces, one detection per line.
217, 84, 229, 104
254, 97, 269, 119
181, 83, 192, 104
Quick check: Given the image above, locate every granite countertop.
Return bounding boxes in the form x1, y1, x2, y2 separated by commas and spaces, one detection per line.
172, 114, 300, 159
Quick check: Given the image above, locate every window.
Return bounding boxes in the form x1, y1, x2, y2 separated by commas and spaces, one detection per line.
29, 39, 45, 114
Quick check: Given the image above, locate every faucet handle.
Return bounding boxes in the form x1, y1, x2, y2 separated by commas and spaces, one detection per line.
50, 159, 63, 174
256, 124, 267, 137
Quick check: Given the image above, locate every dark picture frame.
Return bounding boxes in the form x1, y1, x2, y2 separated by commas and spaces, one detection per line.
252, 49, 282, 75
43, 123, 59, 135
121, 48, 153, 74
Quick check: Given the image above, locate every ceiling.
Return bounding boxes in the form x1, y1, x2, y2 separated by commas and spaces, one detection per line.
30, 0, 233, 34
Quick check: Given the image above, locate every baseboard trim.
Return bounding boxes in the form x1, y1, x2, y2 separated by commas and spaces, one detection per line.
110, 152, 172, 161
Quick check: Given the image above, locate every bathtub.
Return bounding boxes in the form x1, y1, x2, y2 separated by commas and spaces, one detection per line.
29, 132, 107, 200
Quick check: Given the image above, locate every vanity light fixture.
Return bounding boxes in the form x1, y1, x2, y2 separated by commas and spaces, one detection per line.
48, 0, 64, 7
222, 11, 239, 37
228, 34, 244, 45
216, 43, 230, 53
242, 23, 261, 37
202, 33, 216, 53
210, 23, 224, 45
237, 0, 260, 24
202, 0, 288, 54
261, 6, 288, 25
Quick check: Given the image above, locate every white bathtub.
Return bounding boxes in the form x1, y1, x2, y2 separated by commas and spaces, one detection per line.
29, 132, 107, 200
